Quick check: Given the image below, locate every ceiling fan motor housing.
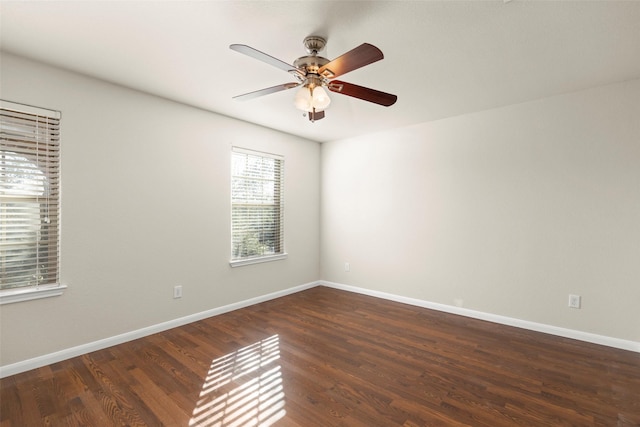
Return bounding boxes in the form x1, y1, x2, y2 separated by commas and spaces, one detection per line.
294, 55, 329, 76
295, 35, 331, 85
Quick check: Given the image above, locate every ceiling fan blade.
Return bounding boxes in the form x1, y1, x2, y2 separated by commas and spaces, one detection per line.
328, 81, 397, 107
233, 82, 300, 101
230, 44, 301, 74
318, 43, 384, 79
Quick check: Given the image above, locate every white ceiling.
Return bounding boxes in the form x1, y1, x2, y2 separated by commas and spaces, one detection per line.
1, 1, 639, 143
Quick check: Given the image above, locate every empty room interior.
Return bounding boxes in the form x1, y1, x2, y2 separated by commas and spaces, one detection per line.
1, 1, 639, 426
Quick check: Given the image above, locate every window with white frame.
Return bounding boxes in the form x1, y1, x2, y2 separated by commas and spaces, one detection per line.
230, 147, 285, 266
1, 100, 62, 302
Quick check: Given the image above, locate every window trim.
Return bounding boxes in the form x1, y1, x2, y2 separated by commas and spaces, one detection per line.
229, 147, 286, 267
229, 253, 288, 268
0, 283, 67, 305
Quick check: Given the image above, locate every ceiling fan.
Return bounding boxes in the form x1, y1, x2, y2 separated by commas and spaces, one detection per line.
230, 36, 397, 122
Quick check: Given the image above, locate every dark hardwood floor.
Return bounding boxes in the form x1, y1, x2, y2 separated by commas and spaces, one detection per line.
1, 286, 639, 426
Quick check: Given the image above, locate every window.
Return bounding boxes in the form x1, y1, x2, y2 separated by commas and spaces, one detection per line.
230, 147, 285, 266
1, 100, 64, 304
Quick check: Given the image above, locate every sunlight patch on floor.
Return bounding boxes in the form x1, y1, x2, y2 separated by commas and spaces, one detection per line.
189, 334, 286, 427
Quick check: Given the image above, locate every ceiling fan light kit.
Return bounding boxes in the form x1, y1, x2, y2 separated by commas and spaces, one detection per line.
230, 36, 397, 122
293, 83, 331, 111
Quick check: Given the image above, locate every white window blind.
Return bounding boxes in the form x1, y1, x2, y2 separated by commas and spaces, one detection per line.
0, 100, 60, 291
231, 147, 284, 263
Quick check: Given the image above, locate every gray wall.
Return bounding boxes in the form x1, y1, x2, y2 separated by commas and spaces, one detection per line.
0, 53, 321, 366
321, 79, 640, 342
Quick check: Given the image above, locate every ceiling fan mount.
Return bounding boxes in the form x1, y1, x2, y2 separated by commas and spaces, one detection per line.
230, 35, 397, 122
302, 35, 327, 54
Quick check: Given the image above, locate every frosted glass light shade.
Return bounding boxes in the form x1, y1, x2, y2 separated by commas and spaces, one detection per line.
294, 86, 331, 111
294, 87, 312, 111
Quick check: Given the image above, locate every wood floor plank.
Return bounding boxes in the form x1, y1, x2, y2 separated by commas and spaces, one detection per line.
11, 371, 43, 426
2, 286, 639, 426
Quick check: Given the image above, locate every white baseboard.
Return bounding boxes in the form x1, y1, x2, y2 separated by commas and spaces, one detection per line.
320, 281, 640, 354
0, 281, 319, 378
3, 279, 637, 378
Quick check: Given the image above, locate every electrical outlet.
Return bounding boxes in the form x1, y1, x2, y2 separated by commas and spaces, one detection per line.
568, 294, 581, 309
174, 285, 183, 299
345, 262, 350, 272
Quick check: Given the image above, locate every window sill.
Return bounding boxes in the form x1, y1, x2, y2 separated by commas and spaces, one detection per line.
0, 284, 67, 305
229, 253, 288, 268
